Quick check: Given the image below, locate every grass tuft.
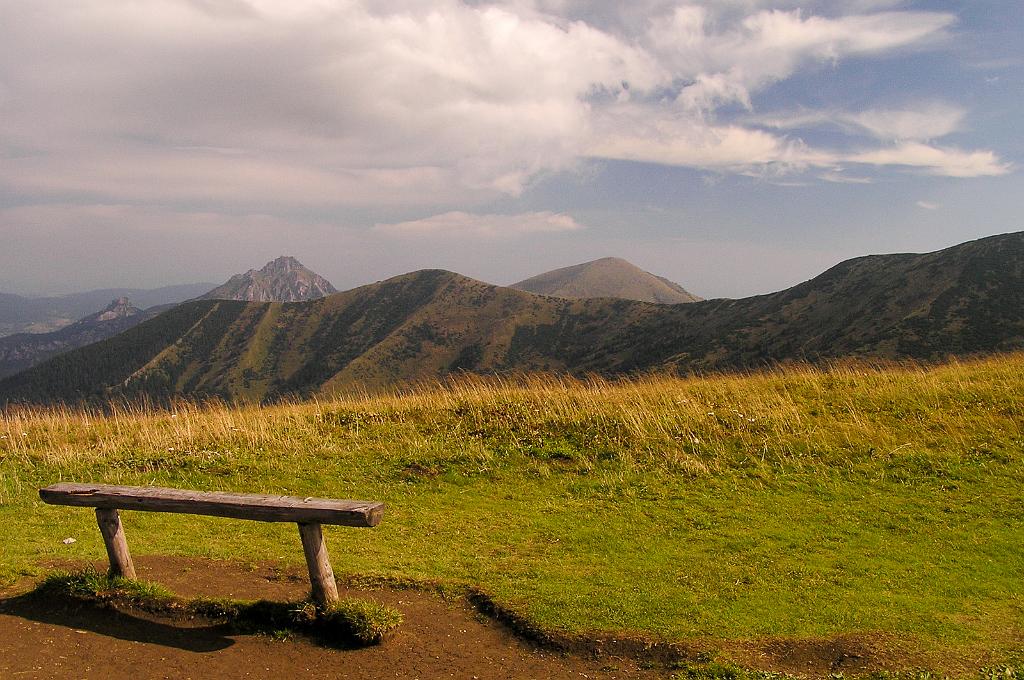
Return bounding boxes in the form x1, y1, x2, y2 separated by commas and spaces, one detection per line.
320, 598, 404, 645
39, 567, 174, 604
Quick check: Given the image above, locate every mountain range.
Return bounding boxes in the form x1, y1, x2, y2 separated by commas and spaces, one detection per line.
511, 257, 701, 304
2, 231, 1021, 405
0, 257, 342, 378
0, 298, 158, 379
0, 283, 214, 337
0, 254, 696, 378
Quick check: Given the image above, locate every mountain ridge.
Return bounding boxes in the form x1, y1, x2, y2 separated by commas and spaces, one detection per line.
2, 231, 1022, 404
0, 283, 216, 337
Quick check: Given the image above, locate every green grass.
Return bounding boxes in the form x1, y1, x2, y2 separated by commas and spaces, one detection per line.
669, 661, 799, 680
2, 356, 1023, 672
319, 598, 404, 645
38, 567, 175, 603
37, 567, 402, 645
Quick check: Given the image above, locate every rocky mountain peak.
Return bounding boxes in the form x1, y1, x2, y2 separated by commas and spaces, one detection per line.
93, 297, 141, 322
200, 257, 338, 302
263, 256, 303, 272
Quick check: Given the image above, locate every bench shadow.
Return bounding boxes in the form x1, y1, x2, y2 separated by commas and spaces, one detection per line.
0, 592, 236, 653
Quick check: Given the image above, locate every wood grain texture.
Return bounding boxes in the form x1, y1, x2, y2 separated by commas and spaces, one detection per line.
95, 508, 136, 579
298, 522, 339, 606
40, 483, 384, 527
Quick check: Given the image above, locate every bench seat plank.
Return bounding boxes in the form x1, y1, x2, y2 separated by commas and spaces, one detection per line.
39, 483, 384, 528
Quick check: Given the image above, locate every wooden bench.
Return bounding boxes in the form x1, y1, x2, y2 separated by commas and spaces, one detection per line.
39, 483, 385, 605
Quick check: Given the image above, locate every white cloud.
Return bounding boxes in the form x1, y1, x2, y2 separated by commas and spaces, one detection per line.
916, 200, 939, 210
0, 0, 661, 202
820, 171, 874, 184
848, 142, 1012, 178
0, 150, 485, 207
751, 110, 1009, 178
589, 112, 832, 173
374, 211, 583, 238
850, 104, 965, 141
755, 102, 966, 141
647, 8, 954, 111
0, 0, 1006, 212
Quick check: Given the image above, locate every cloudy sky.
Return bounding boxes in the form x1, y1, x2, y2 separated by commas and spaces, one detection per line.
1, 0, 1021, 298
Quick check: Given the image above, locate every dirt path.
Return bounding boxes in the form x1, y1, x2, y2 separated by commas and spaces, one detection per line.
0, 556, 967, 679
0, 557, 664, 680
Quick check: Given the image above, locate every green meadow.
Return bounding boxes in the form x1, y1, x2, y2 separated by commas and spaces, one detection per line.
2, 356, 1022, 672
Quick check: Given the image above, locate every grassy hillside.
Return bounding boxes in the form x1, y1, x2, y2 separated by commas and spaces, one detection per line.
0, 300, 233, 403
2, 232, 1023, 405
1, 355, 1022, 673
671, 230, 1024, 364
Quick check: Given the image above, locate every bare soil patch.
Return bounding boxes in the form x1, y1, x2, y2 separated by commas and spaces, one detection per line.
0, 556, 966, 679
0, 556, 661, 679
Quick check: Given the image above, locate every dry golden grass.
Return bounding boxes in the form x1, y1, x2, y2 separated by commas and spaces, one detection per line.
3, 353, 1021, 476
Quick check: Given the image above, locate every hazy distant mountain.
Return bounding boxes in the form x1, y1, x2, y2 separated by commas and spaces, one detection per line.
0, 257, 335, 377
0, 283, 215, 337
0, 297, 156, 378
511, 257, 701, 304
200, 256, 337, 302
3, 232, 1022, 404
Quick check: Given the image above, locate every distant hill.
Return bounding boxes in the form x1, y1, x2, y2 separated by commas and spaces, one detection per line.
511, 257, 701, 304
0, 283, 215, 337
0, 297, 161, 379
200, 256, 336, 302
2, 232, 1022, 404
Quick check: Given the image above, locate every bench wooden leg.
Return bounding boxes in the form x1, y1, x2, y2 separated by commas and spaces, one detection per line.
95, 508, 137, 580
298, 522, 339, 606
